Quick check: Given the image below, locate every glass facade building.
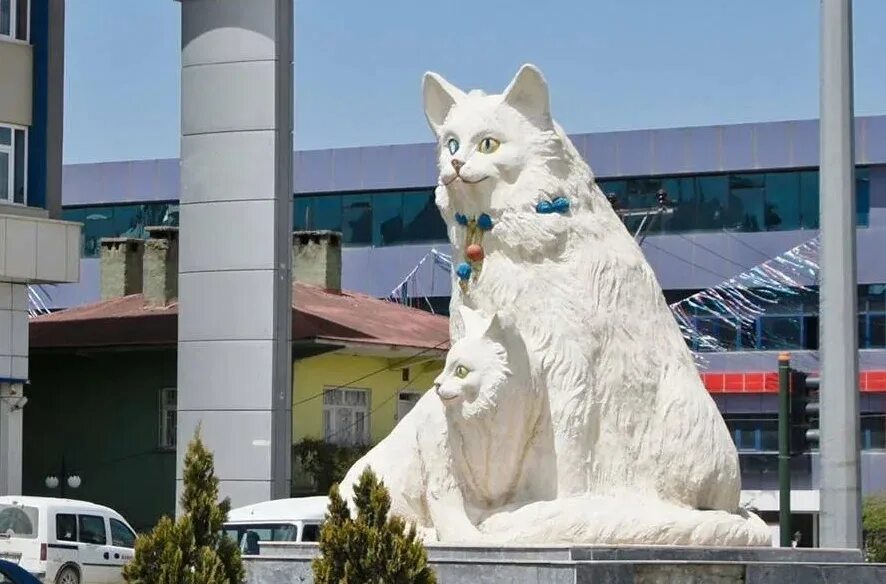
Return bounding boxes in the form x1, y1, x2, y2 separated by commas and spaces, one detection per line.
62, 167, 872, 257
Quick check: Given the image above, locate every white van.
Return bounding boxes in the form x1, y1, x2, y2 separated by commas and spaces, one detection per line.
224, 496, 328, 555
0, 496, 137, 584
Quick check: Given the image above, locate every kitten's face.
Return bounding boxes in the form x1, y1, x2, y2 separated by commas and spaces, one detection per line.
433, 307, 512, 418
424, 65, 558, 213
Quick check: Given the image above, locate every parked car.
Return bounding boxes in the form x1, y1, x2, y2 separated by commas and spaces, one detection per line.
0, 560, 42, 584
0, 496, 137, 584
224, 496, 329, 555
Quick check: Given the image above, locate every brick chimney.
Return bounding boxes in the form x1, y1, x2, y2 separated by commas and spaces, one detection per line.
100, 238, 144, 300
292, 231, 342, 291
143, 226, 179, 306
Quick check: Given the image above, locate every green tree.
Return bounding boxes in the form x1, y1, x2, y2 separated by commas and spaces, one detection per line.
313, 468, 436, 584
292, 438, 370, 495
123, 429, 244, 584
864, 491, 886, 562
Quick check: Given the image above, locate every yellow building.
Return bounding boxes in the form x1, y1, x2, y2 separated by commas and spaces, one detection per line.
293, 352, 443, 447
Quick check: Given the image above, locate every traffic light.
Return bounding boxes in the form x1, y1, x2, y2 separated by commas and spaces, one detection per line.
790, 371, 820, 454
656, 189, 670, 207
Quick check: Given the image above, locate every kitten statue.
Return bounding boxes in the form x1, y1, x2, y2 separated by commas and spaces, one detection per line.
418, 63, 769, 545
338, 306, 554, 542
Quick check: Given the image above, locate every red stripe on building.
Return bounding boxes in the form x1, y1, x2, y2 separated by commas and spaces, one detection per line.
702, 371, 886, 394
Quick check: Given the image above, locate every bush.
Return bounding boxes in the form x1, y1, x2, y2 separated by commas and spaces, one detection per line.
123, 430, 244, 584
313, 468, 436, 584
292, 438, 370, 495
864, 492, 886, 562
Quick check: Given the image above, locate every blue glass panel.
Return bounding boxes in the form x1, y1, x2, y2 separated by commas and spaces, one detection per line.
293, 197, 314, 230
799, 171, 819, 229
661, 177, 697, 233
857, 167, 870, 226
729, 174, 765, 232
372, 192, 403, 246
759, 315, 803, 350
342, 194, 372, 245
401, 190, 445, 243
764, 172, 800, 231
696, 175, 729, 230
870, 314, 886, 348
313, 195, 342, 232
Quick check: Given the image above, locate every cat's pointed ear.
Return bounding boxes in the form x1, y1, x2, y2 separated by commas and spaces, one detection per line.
423, 71, 465, 137
502, 64, 551, 126
484, 313, 507, 343
458, 305, 491, 338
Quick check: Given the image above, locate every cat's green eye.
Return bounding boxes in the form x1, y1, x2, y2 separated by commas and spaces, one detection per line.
478, 137, 500, 154
454, 365, 470, 379
447, 138, 460, 155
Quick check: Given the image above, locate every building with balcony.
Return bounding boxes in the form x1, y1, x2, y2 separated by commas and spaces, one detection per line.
0, 0, 80, 495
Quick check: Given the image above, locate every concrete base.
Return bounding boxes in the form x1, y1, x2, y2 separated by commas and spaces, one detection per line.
245, 543, 886, 583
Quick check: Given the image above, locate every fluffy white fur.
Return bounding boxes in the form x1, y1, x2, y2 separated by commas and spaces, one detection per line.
339, 306, 554, 542
342, 64, 770, 546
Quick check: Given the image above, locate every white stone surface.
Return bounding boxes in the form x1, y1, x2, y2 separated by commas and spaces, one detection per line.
0, 283, 28, 381
341, 64, 770, 546
0, 214, 81, 284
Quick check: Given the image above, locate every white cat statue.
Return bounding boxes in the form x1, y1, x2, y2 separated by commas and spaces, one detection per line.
342, 63, 770, 546
424, 63, 768, 545
339, 305, 555, 542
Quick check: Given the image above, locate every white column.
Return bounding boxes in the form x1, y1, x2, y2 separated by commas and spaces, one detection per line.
0, 383, 24, 495
177, 0, 294, 507
818, 0, 862, 548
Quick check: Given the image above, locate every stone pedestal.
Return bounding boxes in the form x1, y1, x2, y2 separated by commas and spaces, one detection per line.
244, 543, 886, 584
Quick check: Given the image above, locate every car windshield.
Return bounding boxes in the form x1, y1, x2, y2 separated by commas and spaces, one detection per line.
0, 504, 38, 539
223, 523, 302, 555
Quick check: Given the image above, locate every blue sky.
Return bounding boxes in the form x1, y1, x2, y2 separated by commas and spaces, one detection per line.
63, 0, 886, 164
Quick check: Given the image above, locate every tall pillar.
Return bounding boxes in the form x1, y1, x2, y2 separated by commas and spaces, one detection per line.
819, 0, 862, 548
0, 383, 24, 496
177, 0, 293, 507
0, 283, 28, 496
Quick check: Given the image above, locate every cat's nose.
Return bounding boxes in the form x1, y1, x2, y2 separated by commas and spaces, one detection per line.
450, 159, 464, 173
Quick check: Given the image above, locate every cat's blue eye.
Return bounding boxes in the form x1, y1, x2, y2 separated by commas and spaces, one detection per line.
455, 365, 470, 379
447, 138, 460, 155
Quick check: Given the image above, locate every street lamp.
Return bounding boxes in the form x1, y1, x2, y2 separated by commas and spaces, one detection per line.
44, 457, 81, 497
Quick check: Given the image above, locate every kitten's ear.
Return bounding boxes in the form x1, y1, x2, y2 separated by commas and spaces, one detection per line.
423, 72, 465, 137
484, 313, 507, 343
458, 305, 491, 338
502, 64, 551, 126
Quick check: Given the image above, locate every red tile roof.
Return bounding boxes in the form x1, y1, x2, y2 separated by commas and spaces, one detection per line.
30, 284, 450, 352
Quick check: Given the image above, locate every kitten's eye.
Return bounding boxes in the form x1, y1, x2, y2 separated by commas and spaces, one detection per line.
454, 365, 470, 379
478, 137, 500, 154
447, 138, 460, 155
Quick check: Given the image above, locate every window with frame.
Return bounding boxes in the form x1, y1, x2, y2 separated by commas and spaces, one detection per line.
77, 514, 107, 545
0, 125, 27, 205
0, 0, 28, 40
109, 518, 136, 548
56, 513, 77, 542
323, 388, 369, 446
159, 388, 177, 450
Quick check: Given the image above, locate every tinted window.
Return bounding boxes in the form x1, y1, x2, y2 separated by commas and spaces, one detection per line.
110, 518, 136, 548
56, 513, 77, 542
301, 524, 320, 542
0, 504, 37, 538
372, 192, 403, 246
342, 195, 372, 244
78, 515, 107, 545
764, 172, 800, 231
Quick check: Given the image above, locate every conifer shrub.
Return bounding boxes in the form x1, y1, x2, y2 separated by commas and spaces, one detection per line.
123, 430, 244, 584
313, 468, 436, 583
